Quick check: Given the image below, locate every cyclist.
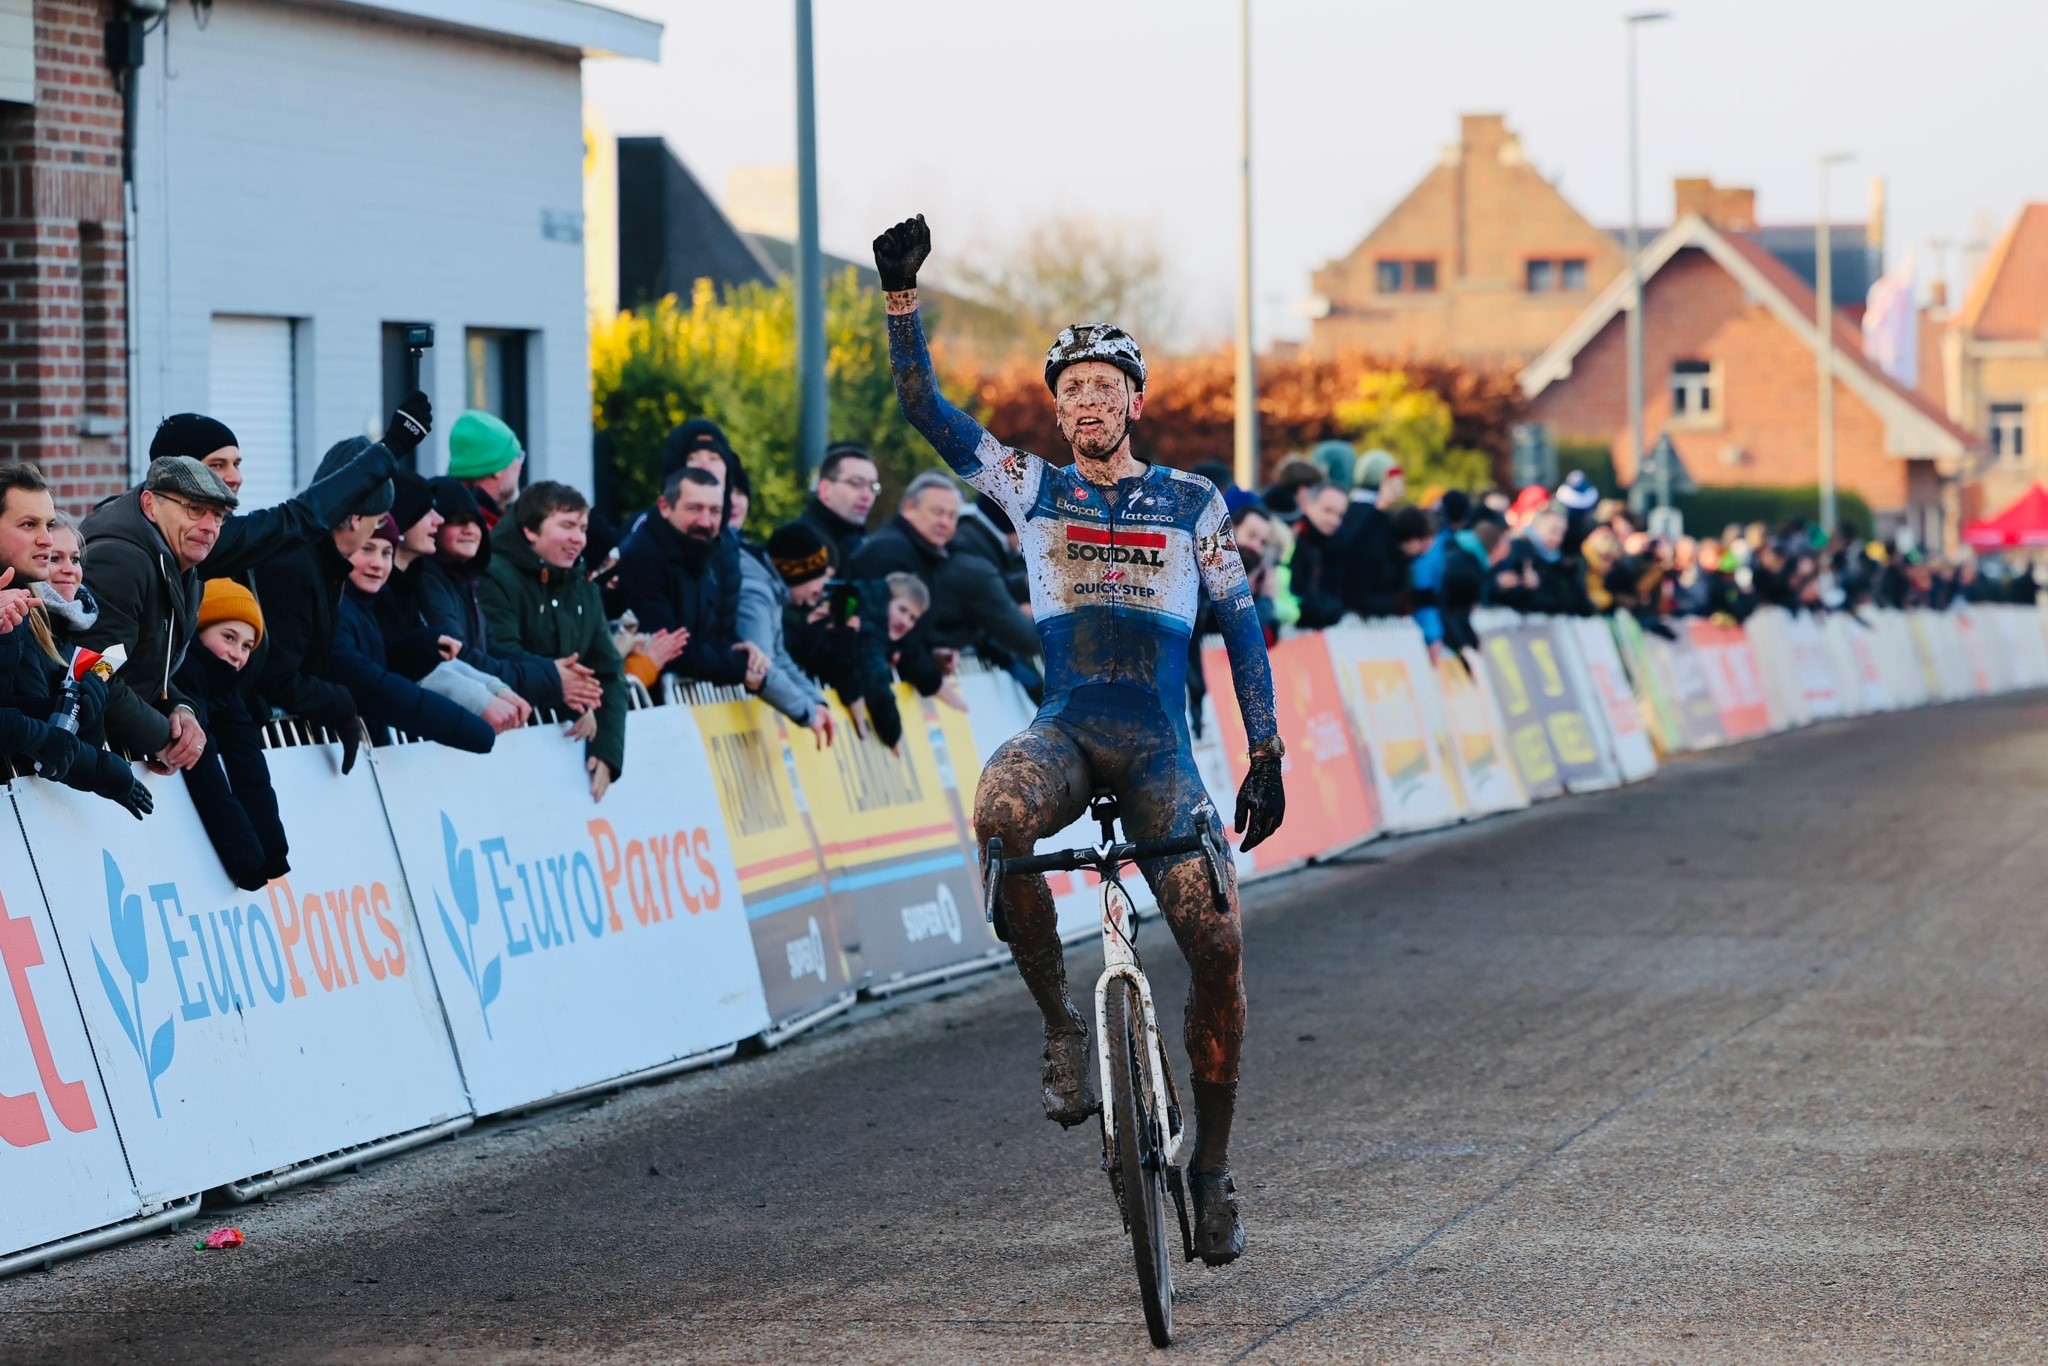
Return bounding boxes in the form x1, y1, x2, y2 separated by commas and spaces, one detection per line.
874, 215, 1286, 1266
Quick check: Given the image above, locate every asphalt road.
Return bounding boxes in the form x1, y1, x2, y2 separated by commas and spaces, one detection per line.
7, 695, 2048, 1364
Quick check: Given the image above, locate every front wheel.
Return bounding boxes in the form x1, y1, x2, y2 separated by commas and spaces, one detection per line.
1106, 976, 1173, 1348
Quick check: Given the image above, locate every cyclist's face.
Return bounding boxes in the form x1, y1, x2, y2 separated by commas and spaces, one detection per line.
1055, 361, 1144, 460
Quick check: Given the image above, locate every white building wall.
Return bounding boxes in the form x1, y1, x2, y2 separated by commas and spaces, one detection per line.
130, 0, 595, 491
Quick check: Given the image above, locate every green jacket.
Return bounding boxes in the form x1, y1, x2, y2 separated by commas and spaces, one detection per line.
478, 520, 628, 779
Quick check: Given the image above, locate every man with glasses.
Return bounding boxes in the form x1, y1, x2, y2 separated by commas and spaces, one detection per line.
77, 457, 242, 772
793, 441, 881, 570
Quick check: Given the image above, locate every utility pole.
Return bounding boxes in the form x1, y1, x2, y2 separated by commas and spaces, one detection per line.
794, 0, 828, 475
1232, 0, 1258, 490
1816, 152, 1853, 537
1624, 11, 1670, 509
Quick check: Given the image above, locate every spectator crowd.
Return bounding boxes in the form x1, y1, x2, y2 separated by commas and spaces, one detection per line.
1, 392, 2033, 893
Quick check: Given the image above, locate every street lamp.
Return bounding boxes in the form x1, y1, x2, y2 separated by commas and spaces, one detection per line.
1232, 0, 1258, 490
1624, 10, 1670, 510
794, 0, 827, 475
1816, 151, 1853, 537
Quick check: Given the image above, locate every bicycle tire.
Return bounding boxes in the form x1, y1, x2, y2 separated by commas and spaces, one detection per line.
1106, 976, 1173, 1348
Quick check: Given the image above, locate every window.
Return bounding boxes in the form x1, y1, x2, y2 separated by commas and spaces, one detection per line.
1671, 359, 1716, 425
464, 328, 531, 458
1990, 404, 2026, 463
1375, 259, 1438, 294
1525, 257, 1589, 292
209, 316, 299, 512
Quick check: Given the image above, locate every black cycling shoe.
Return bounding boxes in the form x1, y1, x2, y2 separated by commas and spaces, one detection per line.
1188, 1168, 1244, 1265
1041, 1027, 1099, 1127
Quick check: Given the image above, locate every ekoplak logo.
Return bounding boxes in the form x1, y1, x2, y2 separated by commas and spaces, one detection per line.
90, 853, 174, 1118
432, 811, 728, 1038
86, 850, 412, 1117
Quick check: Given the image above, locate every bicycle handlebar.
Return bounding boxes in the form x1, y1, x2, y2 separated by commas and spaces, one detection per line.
997, 830, 1208, 877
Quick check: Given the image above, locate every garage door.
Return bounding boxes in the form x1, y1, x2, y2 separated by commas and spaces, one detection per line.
208, 316, 297, 513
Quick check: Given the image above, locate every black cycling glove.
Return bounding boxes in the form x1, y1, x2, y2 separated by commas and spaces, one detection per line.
90, 750, 152, 820
1234, 753, 1285, 853
383, 389, 433, 460
872, 215, 930, 292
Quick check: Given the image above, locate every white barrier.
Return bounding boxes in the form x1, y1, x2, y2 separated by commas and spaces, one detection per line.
13, 748, 470, 1205
373, 710, 769, 1116
0, 801, 145, 1259
1559, 618, 1658, 783
1324, 621, 1463, 832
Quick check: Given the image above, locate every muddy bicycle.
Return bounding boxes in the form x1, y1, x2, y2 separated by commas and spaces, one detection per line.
983, 793, 1232, 1348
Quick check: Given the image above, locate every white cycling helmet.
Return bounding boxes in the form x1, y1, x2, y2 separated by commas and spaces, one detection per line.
1044, 323, 1147, 395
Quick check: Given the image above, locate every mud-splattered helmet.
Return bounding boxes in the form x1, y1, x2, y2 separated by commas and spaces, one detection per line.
1044, 323, 1147, 395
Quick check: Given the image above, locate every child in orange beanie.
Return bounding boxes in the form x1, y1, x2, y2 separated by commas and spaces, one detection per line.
175, 579, 289, 891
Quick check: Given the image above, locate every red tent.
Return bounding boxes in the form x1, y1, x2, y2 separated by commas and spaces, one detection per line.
1964, 484, 2048, 548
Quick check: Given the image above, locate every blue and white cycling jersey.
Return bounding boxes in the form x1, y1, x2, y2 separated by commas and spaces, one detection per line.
887, 305, 1278, 750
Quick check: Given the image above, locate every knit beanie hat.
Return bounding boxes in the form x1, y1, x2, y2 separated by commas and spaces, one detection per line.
370, 513, 403, 544
1356, 449, 1401, 492
196, 577, 264, 645
766, 523, 832, 586
426, 475, 481, 524
447, 410, 522, 481
313, 436, 394, 518
660, 418, 736, 478
150, 413, 239, 462
390, 469, 436, 533
1310, 440, 1358, 490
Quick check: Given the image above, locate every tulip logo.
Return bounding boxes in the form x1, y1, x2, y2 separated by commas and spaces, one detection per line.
89, 852, 174, 1117
434, 813, 502, 1037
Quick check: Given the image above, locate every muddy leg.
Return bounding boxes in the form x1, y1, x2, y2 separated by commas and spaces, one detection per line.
972, 726, 1090, 1033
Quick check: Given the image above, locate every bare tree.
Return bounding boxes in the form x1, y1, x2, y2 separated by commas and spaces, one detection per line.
931, 215, 1184, 363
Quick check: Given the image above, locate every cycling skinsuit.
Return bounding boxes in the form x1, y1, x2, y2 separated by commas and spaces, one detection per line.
885, 305, 1279, 831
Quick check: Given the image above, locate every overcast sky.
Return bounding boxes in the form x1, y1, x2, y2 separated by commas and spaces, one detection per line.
585, 0, 2044, 350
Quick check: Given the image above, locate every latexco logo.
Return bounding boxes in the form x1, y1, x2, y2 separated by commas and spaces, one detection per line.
432, 811, 728, 1033
784, 916, 828, 983
900, 884, 962, 946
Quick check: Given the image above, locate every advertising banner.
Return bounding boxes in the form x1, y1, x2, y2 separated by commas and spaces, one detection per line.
1432, 650, 1529, 816
783, 686, 998, 991
1782, 612, 1844, 720
1323, 623, 1462, 832
1479, 620, 1615, 793
0, 796, 143, 1258
1822, 615, 1888, 714
1201, 633, 1379, 872
375, 713, 769, 1116
692, 698, 857, 1026
1561, 618, 1658, 783
1609, 613, 1686, 754
1740, 608, 1805, 732
1684, 620, 1771, 740
16, 749, 470, 1204
1476, 624, 1563, 798
1646, 632, 1726, 751
1949, 612, 1994, 695
1991, 606, 2048, 689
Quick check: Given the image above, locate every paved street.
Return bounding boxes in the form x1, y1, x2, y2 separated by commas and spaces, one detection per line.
5, 696, 2047, 1363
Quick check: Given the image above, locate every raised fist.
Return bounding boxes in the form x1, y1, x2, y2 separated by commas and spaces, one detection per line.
872, 214, 931, 293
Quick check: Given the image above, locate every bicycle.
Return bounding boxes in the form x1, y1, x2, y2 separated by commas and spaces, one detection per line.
983, 793, 1233, 1348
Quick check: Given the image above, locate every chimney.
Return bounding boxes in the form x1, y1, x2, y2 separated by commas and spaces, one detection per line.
1460, 113, 1507, 158
1673, 177, 1756, 232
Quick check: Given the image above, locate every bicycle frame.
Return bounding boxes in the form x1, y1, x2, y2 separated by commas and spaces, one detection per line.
1092, 866, 1185, 1168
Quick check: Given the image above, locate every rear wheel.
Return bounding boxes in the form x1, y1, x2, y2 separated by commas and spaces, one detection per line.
1106, 976, 1173, 1348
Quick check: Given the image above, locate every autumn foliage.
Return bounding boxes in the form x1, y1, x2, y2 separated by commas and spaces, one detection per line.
952, 348, 1528, 486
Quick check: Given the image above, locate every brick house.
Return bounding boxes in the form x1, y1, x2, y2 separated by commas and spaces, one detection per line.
0, 0, 658, 514
0, 0, 128, 507
1943, 204, 2048, 525
1518, 211, 1979, 544
1307, 114, 1629, 365
1306, 114, 1882, 371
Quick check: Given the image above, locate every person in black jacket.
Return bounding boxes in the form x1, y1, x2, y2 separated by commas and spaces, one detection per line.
412, 477, 598, 715
1289, 481, 1353, 630
954, 496, 1029, 605
177, 580, 288, 890
615, 466, 769, 689
1496, 507, 1588, 616
769, 523, 906, 749
332, 517, 497, 752
794, 442, 879, 570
